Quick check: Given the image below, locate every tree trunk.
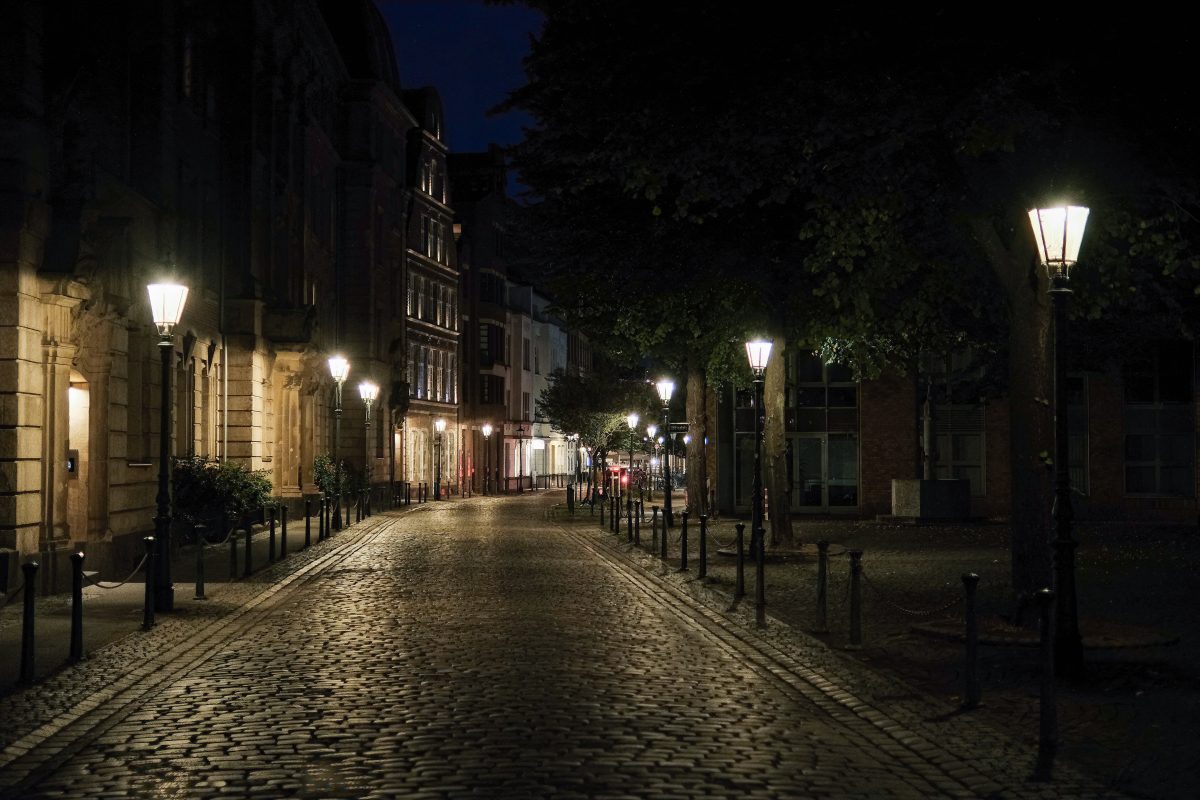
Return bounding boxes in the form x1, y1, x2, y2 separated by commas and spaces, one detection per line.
764, 337, 794, 548
685, 362, 707, 517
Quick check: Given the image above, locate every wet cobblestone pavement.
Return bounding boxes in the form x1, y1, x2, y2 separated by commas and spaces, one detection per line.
0, 494, 1123, 798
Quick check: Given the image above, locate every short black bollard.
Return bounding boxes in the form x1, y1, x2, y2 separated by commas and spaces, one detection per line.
847, 549, 863, 648
634, 502, 641, 546
656, 506, 666, 560
755, 525, 767, 626
70, 552, 85, 663
305, 500, 313, 548
20, 561, 38, 683
344, 493, 350, 527
194, 525, 207, 601
567, 484, 575, 514
626, 501, 633, 543
229, 529, 238, 580
735, 523, 746, 600
698, 515, 708, 579
280, 506, 289, 557
1034, 588, 1057, 780
332, 494, 341, 531
962, 572, 981, 709
679, 512, 689, 571
320, 498, 328, 540
599, 497, 606, 528
356, 491, 362, 523
814, 540, 829, 633
143, 536, 156, 631
268, 506, 277, 563
243, 525, 253, 577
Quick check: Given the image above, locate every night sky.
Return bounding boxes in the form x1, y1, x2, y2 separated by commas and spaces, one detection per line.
377, 0, 543, 155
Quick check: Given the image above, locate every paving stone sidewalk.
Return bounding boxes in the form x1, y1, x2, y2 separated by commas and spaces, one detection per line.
566, 493, 1196, 800
0, 491, 1128, 798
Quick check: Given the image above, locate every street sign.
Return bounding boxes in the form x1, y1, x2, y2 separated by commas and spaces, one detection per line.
668, 422, 689, 433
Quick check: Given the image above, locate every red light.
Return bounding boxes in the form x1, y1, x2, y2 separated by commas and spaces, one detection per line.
621, 475, 628, 484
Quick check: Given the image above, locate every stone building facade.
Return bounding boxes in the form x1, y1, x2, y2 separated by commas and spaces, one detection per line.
0, 0, 449, 584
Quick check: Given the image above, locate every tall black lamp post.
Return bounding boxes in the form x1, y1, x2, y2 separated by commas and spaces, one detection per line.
745, 339, 773, 626
655, 379, 674, 526
626, 412, 639, 512
359, 380, 378, 512
434, 418, 446, 499
516, 423, 526, 492
646, 424, 657, 501
482, 423, 493, 494
1028, 204, 1089, 678
147, 281, 189, 613
328, 355, 350, 530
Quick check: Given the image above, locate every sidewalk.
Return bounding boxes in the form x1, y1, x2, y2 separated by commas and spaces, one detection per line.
0, 499, 419, 690
564, 493, 1197, 800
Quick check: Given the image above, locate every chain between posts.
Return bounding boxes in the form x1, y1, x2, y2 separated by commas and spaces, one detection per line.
859, 570, 963, 617
81, 553, 151, 590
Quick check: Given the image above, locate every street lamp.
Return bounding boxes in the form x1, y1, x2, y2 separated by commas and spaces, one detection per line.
655, 379, 674, 526
434, 418, 446, 500
746, 338, 773, 626
1028, 204, 1089, 678
359, 381, 379, 515
482, 423, 493, 494
646, 424, 657, 501
146, 281, 188, 613
516, 423, 526, 492
328, 355, 350, 529
626, 412, 639, 510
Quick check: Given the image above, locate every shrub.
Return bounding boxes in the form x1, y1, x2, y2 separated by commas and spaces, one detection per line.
313, 454, 363, 495
172, 456, 273, 531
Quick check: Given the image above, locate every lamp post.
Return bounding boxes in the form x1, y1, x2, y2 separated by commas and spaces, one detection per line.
626, 412, 639, 514
434, 418, 446, 500
482, 423, 493, 494
516, 424, 526, 492
359, 381, 379, 514
655, 379, 674, 526
328, 355, 350, 530
646, 424, 657, 500
1028, 204, 1089, 679
746, 338, 773, 627
146, 281, 189, 612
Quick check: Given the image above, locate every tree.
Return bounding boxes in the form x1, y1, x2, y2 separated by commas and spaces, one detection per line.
503, 3, 1200, 589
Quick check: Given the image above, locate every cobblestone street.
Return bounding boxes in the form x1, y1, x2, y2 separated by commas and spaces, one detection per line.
0, 493, 1121, 799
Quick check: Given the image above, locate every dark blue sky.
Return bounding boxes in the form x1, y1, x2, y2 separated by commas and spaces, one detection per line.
377, 0, 543, 155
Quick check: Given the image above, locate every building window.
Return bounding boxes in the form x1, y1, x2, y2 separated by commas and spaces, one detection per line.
481, 375, 503, 405
534, 345, 540, 375
933, 406, 985, 497
1124, 341, 1195, 496
522, 392, 531, 421
523, 338, 531, 371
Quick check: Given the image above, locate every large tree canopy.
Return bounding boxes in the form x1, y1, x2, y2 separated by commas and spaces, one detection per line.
501, 3, 1200, 585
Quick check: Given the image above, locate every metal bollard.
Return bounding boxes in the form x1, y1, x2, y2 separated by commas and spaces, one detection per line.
679, 512, 689, 571
755, 526, 767, 626
847, 549, 863, 647
70, 552, 85, 662
698, 515, 708, 579
344, 493, 351, 527
600, 497, 606, 528
143, 536, 156, 631
229, 527, 238, 580
567, 485, 575, 514
268, 506, 277, 563
194, 525, 207, 601
356, 491, 362, 523
634, 501, 641, 546
657, 506, 666, 560
626, 501, 633, 543
305, 500, 312, 548
962, 573, 980, 709
243, 525, 253, 577
815, 540, 829, 633
735, 524, 746, 600
20, 561, 38, 683
280, 506, 289, 557
332, 494, 341, 531
1034, 588, 1057, 780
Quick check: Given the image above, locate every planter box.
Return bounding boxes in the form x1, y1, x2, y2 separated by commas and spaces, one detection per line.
891, 478, 971, 520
